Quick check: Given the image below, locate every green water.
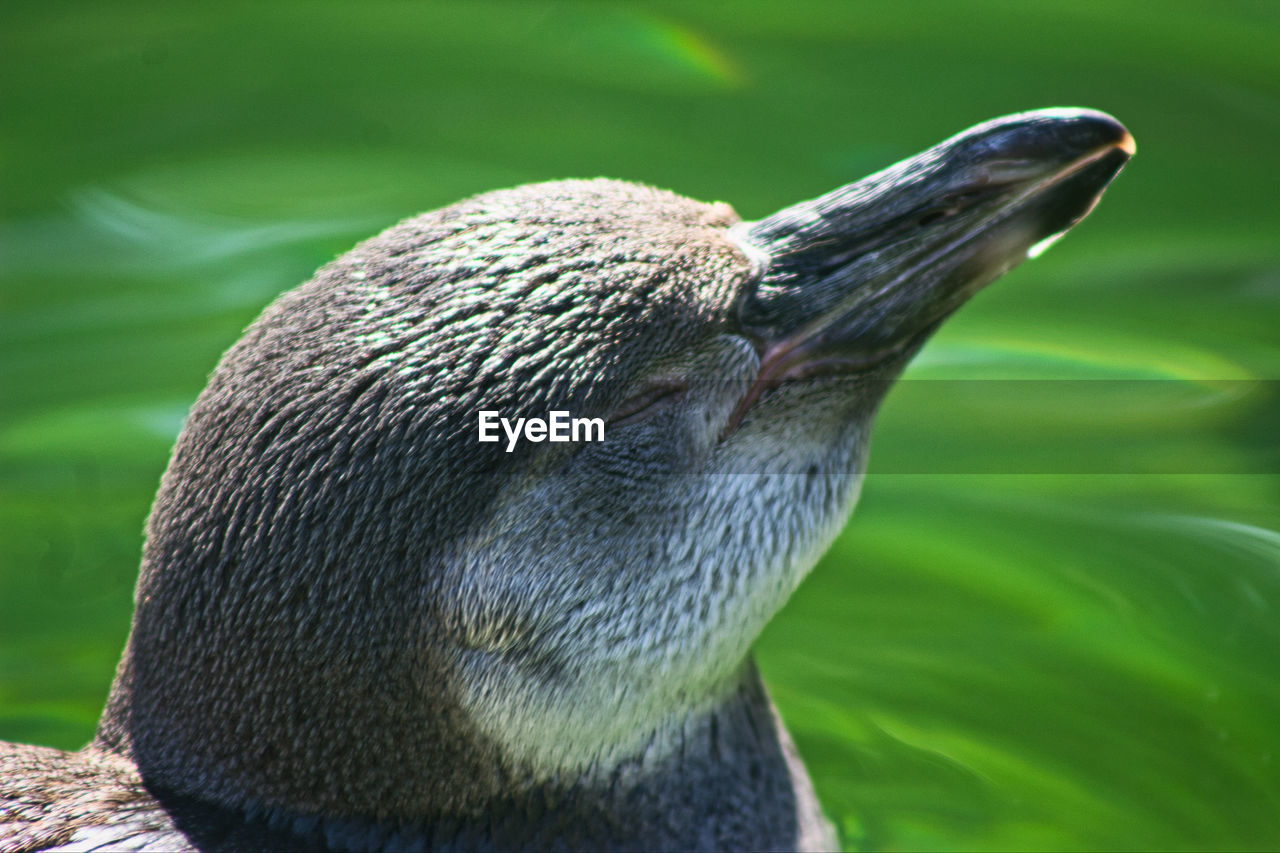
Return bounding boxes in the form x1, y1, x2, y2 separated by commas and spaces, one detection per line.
2, 3, 1277, 850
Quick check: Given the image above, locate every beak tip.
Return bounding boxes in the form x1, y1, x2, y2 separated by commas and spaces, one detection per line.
1033, 107, 1136, 158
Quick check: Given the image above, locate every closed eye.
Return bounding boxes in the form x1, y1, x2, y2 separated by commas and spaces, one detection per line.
606, 381, 687, 428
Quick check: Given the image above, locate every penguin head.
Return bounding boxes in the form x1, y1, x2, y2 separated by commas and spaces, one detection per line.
104, 108, 1132, 818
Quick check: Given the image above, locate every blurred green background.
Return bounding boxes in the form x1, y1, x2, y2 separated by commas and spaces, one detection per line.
2, 2, 1278, 850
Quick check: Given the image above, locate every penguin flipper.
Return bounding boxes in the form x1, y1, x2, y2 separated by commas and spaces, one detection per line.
0, 742, 191, 853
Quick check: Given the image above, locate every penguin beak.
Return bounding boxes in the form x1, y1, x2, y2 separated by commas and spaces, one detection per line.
726, 108, 1134, 428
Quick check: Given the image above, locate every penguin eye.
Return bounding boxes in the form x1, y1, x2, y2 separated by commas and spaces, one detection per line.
606, 381, 687, 428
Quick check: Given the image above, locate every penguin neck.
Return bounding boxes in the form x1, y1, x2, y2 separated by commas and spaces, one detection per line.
90, 481, 806, 833
98, 657, 815, 848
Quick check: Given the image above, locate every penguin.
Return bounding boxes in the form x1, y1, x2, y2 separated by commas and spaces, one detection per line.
0, 108, 1133, 852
